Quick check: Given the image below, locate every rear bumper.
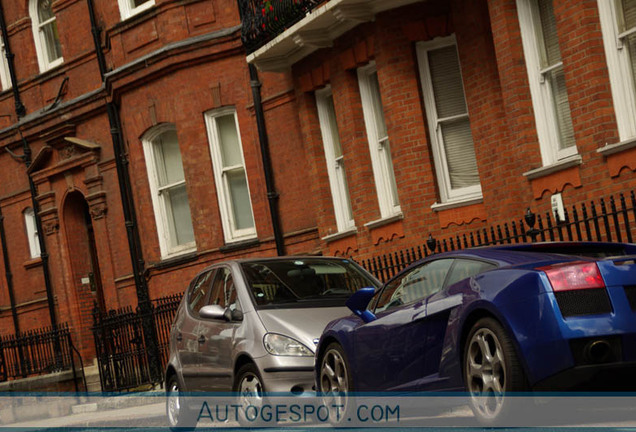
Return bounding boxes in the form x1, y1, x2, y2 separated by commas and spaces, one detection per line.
533, 361, 636, 392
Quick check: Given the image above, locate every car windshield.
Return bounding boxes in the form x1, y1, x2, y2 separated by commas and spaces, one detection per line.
240, 258, 380, 309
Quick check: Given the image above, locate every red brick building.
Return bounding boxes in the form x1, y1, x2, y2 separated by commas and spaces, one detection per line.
243, 0, 636, 259
0, 0, 635, 371
0, 0, 318, 361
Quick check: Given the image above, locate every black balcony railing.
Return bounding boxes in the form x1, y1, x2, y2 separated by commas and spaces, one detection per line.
239, 0, 323, 54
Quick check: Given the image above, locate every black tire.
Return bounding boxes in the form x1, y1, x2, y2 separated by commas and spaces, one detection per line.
233, 363, 266, 427
166, 375, 197, 431
463, 317, 528, 426
318, 343, 354, 425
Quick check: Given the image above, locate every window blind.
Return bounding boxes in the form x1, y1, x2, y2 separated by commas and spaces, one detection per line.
429, 46, 479, 189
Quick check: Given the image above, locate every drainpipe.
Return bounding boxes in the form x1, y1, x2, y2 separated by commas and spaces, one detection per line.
1, 0, 58, 333
0, 0, 23, 334
0, 206, 19, 335
0, 0, 25, 117
248, 64, 285, 256
19, 135, 59, 332
87, 0, 161, 383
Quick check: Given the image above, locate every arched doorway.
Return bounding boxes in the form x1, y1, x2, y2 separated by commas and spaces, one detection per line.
63, 191, 106, 327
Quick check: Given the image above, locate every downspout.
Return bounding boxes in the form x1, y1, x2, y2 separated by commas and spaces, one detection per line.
0, 0, 25, 117
248, 64, 285, 256
0, 206, 19, 335
0, 0, 23, 335
1, 0, 58, 333
86, 0, 161, 382
20, 133, 59, 333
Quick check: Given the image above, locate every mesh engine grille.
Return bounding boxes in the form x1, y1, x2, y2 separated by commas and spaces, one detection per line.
626, 286, 636, 311
555, 288, 612, 317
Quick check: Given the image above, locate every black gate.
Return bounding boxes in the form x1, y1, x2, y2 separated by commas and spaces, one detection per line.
92, 294, 181, 392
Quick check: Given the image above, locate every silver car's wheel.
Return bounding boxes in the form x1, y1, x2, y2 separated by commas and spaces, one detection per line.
464, 317, 527, 425
166, 375, 195, 430
238, 371, 264, 406
233, 363, 266, 426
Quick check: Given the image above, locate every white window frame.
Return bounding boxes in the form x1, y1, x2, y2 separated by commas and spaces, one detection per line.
357, 62, 401, 219
517, 0, 578, 166
24, 208, 41, 259
598, 0, 636, 141
417, 35, 482, 204
316, 86, 355, 233
0, 35, 11, 90
118, 0, 155, 21
205, 107, 257, 244
142, 123, 196, 258
29, 0, 63, 72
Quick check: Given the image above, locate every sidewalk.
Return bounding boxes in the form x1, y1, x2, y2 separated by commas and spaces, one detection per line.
3, 401, 166, 429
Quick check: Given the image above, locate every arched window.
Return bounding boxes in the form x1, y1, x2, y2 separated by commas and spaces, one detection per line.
142, 124, 196, 258
24, 208, 41, 259
30, 0, 63, 72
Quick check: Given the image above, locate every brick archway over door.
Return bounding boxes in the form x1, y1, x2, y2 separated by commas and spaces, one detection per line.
63, 191, 105, 360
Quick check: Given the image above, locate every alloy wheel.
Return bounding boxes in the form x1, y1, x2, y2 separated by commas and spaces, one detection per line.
238, 372, 264, 407
320, 345, 351, 421
166, 379, 182, 428
466, 327, 506, 419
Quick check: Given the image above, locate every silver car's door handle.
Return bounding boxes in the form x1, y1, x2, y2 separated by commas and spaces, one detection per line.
176, 333, 183, 342
198, 335, 206, 344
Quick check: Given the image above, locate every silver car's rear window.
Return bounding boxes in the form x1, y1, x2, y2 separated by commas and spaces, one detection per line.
240, 258, 380, 309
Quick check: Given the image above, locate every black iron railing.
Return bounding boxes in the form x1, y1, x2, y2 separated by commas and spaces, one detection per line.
0, 323, 85, 391
92, 293, 181, 392
239, 0, 323, 54
360, 191, 636, 282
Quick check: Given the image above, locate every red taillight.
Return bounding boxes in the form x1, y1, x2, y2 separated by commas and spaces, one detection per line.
538, 261, 605, 292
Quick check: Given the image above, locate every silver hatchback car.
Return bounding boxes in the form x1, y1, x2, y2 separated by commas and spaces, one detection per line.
164, 256, 380, 427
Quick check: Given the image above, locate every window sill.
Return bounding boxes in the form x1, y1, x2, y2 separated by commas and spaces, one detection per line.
153, 251, 198, 271
597, 137, 636, 156
322, 227, 358, 243
220, 238, 260, 253
431, 196, 483, 212
364, 213, 404, 230
24, 257, 42, 269
522, 155, 582, 180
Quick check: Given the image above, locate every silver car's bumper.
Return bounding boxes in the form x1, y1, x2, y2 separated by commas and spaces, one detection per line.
253, 354, 315, 394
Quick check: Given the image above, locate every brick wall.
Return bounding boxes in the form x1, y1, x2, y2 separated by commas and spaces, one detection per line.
291, 0, 635, 261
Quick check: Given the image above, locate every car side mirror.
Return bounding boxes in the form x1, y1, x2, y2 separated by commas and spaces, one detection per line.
345, 287, 377, 323
199, 304, 228, 321
230, 308, 243, 322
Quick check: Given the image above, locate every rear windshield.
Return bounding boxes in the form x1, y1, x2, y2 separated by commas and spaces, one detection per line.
240, 258, 380, 309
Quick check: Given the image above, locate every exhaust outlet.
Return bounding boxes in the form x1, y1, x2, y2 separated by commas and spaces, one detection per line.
584, 340, 612, 364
